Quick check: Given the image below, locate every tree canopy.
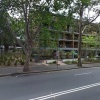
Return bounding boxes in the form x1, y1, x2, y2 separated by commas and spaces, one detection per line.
0, 0, 100, 71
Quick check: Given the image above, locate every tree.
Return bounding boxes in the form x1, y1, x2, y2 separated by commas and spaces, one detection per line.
39, 13, 71, 49
82, 23, 100, 57
82, 34, 99, 58
1, 0, 56, 72
72, 0, 100, 67
1, 0, 72, 71
54, 0, 100, 66
0, 10, 14, 53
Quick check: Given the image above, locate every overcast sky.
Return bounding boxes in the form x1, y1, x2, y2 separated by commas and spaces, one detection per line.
9, 0, 100, 23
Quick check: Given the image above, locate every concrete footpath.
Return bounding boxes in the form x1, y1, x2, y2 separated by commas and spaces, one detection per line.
0, 63, 100, 77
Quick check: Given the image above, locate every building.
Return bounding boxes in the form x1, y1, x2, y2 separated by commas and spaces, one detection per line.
48, 29, 79, 59
48, 26, 100, 59
38, 14, 100, 59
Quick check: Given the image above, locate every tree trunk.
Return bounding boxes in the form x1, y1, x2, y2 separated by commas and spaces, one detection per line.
23, 7, 31, 72
78, 23, 82, 67
78, 5, 83, 67
23, 51, 30, 72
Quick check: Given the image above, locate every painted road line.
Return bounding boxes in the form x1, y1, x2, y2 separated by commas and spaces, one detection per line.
74, 72, 92, 76
29, 82, 100, 100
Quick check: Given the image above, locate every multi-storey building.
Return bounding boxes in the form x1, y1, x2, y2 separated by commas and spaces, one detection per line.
58, 31, 79, 51
48, 28, 100, 59
39, 14, 100, 59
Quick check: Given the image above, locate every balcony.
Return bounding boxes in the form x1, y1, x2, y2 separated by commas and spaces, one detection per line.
58, 47, 78, 50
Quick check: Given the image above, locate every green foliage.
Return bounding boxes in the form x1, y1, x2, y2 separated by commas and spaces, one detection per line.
39, 28, 51, 48
64, 60, 78, 64
81, 0, 90, 6
0, 12, 14, 48
11, 18, 25, 38
82, 35, 99, 48
19, 59, 25, 65
82, 58, 100, 64
0, 52, 27, 66
6, 58, 11, 66
14, 60, 18, 66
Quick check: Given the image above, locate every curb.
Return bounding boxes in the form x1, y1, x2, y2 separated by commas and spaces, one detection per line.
0, 67, 79, 77
0, 66, 100, 77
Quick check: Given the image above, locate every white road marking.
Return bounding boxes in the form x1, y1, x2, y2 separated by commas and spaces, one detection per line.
29, 82, 100, 100
74, 72, 92, 76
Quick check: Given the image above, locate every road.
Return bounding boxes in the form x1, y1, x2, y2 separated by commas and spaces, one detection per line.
0, 67, 100, 100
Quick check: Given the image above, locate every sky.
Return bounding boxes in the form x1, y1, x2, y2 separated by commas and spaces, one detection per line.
8, 0, 100, 23
96, 17, 100, 23
90, 14, 100, 23
50, 0, 100, 23
83, 9, 100, 23
86, 4, 100, 23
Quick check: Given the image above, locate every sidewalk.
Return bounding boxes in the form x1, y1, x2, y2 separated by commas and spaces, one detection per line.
0, 63, 100, 77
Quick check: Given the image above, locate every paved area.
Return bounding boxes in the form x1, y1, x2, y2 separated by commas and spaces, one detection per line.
0, 62, 100, 77
1, 66, 100, 100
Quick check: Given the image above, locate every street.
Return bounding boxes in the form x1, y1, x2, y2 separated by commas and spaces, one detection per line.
0, 67, 100, 100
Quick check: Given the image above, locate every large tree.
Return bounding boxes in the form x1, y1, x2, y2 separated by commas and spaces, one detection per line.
0, 0, 55, 72
76, 0, 100, 67
53, 0, 100, 66
68, 0, 100, 67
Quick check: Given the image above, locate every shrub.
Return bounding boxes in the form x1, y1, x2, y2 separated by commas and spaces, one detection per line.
82, 59, 100, 64
2, 60, 6, 65
53, 61, 56, 64
71, 61, 78, 64
14, 60, 18, 66
0, 53, 26, 66
3, 56, 7, 62
19, 59, 25, 65
64, 60, 77, 64
6, 58, 11, 66
64, 61, 72, 64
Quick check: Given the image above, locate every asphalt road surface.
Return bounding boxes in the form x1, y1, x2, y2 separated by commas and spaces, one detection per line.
0, 67, 100, 100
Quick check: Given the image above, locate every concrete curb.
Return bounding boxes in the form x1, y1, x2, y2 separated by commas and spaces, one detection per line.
0, 65, 100, 77
0, 68, 78, 77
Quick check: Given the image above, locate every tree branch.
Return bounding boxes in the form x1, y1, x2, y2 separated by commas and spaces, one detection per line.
33, 24, 41, 40
7, 25, 27, 54
83, 11, 100, 26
